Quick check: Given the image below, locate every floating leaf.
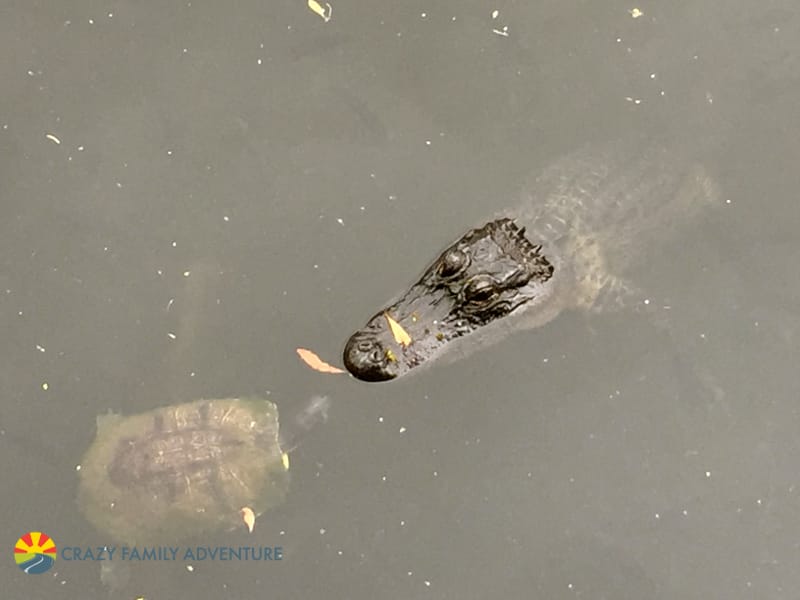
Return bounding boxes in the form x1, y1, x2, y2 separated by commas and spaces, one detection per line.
384, 313, 412, 347
240, 506, 256, 533
307, 0, 332, 22
296, 348, 346, 374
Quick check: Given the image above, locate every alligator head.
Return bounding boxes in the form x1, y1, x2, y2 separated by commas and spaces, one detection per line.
343, 218, 555, 382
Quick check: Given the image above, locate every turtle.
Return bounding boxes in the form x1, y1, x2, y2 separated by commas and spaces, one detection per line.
78, 394, 329, 544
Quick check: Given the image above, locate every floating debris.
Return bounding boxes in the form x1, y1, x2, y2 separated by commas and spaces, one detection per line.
384, 313, 411, 347
307, 0, 332, 22
241, 506, 256, 533
296, 348, 346, 374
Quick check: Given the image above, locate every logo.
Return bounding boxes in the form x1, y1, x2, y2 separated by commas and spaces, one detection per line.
14, 532, 57, 574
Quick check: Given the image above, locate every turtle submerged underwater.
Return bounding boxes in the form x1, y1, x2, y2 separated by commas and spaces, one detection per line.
78, 395, 329, 544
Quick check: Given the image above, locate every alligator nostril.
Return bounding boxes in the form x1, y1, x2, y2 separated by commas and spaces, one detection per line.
343, 334, 396, 382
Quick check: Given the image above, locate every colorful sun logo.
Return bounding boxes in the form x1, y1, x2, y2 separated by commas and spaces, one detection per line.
14, 532, 57, 574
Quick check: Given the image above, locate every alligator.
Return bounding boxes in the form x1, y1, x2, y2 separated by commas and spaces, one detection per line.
342, 139, 719, 382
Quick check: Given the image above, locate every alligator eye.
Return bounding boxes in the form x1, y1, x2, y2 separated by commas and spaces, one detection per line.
464, 276, 497, 304
437, 249, 468, 278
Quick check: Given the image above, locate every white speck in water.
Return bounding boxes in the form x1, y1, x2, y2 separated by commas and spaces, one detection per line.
186, 565, 194, 572
319, 528, 326, 535
337, 218, 344, 225
42, 382, 49, 390
167, 332, 177, 340
655, 513, 660, 519
682, 509, 689, 516
171, 241, 177, 247
223, 215, 229, 221
76, 464, 81, 471
399, 426, 406, 433
378, 416, 384, 423
705, 471, 711, 478
36, 344, 46, 352
183, 271, 191, 277
492, 9, 499, 19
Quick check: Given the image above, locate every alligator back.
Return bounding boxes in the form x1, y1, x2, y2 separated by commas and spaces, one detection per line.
506, 140, 720, 313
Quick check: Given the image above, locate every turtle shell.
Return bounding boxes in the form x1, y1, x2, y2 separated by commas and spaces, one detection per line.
78, 397, 289, 544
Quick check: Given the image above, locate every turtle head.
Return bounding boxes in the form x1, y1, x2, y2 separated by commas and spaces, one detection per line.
279, 395, 330, 454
